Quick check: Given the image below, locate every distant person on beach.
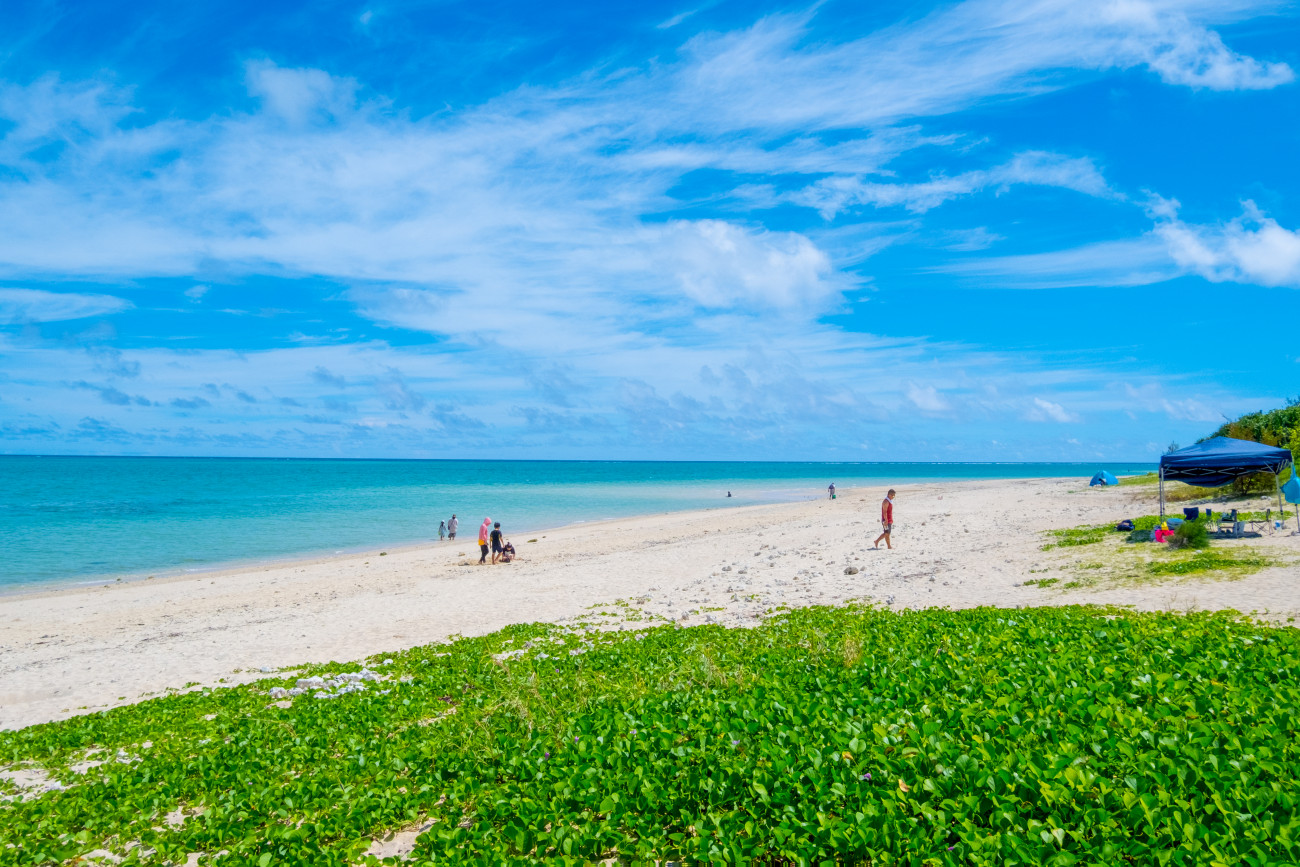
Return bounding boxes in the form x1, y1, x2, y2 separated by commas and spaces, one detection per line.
478, 517, 491, 564
726, 491, 732, 498
490, 522, 504, 564
873, 489, 896, 549
828, 483, 836, 500
448, 515, 458, 540
438, 520, 447, 541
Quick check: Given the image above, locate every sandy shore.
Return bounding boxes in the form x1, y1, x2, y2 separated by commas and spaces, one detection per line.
3, 476, 1298, 730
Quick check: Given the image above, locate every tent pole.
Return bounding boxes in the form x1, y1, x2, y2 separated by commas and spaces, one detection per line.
1277, 470, 1285, 526
1158, 467, 1165, 518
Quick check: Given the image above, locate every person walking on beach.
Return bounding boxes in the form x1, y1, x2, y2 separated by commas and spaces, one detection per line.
478, 517, 492, 564
873, 489, 895, 549
438, 520, 447, 542
448, 515, 458, 540
490, 522, 504, 564
828, 483, 836, 500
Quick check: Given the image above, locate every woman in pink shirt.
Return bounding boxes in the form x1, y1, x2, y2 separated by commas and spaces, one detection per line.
478, 517, 492, 564
873, 489, 895, 549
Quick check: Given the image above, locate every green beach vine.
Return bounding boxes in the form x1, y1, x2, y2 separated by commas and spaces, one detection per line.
2, 605, 1299, 865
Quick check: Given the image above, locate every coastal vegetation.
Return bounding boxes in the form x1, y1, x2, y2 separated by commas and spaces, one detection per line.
1035, 513, 1288, 588
3, 605, 1300, 865
1208, 400, 1299, 495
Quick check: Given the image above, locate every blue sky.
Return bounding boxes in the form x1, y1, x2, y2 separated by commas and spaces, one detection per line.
1, 0, 1298, 460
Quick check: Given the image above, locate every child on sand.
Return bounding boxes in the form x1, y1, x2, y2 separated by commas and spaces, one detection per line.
490, 522, 504, 564
873, 489, 895, 549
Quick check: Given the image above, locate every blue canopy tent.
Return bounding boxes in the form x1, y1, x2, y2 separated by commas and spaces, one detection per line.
1158, 436, 1294, 517
1090, 470, 1118, 487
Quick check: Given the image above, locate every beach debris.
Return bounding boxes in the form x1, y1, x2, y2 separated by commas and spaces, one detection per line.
844, 566, 859, 575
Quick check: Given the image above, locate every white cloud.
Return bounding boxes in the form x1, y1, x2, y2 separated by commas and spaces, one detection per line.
660, 220, 841, 310
791, 151, 1115, 218
658, 8, 700, 29
1150, 198, 1300, 288
905, 382, 950, 413
936, 196, 1300, 291
942, 227, 1004, 252
1026, 397, 1080, 423
1161, 397, 1222, 422
1102, 0, 1294, 90
0, 288, 131, 324
244, 60, 361, 126
933, 237, 1178, 288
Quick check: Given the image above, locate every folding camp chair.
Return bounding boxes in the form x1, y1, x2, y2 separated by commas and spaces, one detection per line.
1245, 509, 1273, 535
1215, 509, 1239, 536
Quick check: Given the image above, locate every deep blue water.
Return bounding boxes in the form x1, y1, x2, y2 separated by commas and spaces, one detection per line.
0, 457, 1154, 592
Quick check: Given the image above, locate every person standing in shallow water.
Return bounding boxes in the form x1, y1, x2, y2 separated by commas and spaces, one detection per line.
438, 520, 446, 541
478, 517, 492, 564
447, 515, 458, 540
873, 489, 895, 549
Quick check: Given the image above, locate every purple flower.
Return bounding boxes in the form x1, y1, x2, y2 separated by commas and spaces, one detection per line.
861, 772, 872, 781
732, 740, 740, 747
544, 751, 550, 758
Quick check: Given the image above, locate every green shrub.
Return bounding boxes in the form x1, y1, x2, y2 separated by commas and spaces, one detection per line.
1168, 518, 1210, 550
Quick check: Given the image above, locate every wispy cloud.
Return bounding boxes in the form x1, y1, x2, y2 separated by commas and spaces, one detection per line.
0, 288, 131, 324
0, 0, 1292, 458
931, 237, 1178, 288
790, 151, 1116, 218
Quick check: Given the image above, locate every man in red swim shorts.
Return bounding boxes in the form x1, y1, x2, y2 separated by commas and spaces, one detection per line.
873, 489, 896, 549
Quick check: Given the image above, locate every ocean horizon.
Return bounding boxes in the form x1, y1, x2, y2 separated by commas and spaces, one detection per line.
0, 456, 1155, 593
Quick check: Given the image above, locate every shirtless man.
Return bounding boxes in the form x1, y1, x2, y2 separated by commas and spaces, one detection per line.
873, 489, 895, 549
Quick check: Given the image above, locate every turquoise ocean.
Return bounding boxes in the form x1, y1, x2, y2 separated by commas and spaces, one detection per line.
0, 457, 1154, 593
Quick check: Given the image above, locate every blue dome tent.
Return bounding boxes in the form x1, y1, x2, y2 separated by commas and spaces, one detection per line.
1089, 471, 1118, 487
1158, 437, 1294, 517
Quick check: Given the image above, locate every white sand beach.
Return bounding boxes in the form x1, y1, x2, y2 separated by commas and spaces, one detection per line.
2, 476, 1297, 730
